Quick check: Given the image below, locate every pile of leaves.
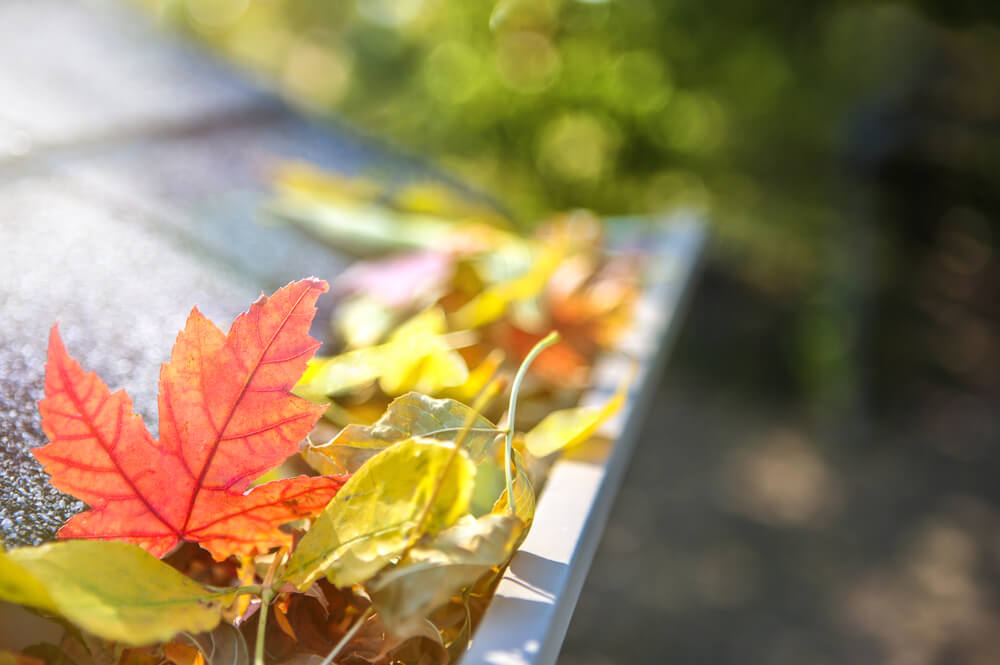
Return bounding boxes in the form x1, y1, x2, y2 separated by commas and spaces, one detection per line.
0, 254, 634, 665
272, 163, 640, 429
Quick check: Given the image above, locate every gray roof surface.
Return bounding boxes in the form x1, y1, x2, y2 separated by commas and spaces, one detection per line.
0, 0, 382, 546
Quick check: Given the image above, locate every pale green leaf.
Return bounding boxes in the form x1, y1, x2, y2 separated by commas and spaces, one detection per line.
334, 297, 399, 350
284, 437, 476, 589
368, 513, 524, 636
267, 197, 457, 257
305, 392, 500, 475
469, 461, 507, 517
0, 541, 233, 646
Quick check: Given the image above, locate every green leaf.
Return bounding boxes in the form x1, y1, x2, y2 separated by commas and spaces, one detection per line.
305, 392, 501, 475
267, 193, 458, 257
0, 541, 233, 646
368, 513, 524, 637
523, 388, 626, 458
285, 437, 476, 590
468, 461, 507, 517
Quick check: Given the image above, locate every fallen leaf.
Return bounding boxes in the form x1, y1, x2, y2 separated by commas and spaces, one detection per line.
19, 643, 82, 665
174, 622, 249, 665
330, 252, 454, 310
34, 280, 346, 560
305, 392, 500, 476
0, 651, 43, 665
439, 349, 506, 405
268, 190, 458, 257
451, 242, 565, 330
284, 437, 475, 590
523, 385, 627, 458
368, 513, 524, 637
295, 309, 468, 401
0, 541, 234, 645
379, 308, 469, 396
492, 449, 535, 525
332, 298, 399, 350
163, 643, 204, 665
489, 322, 590, 388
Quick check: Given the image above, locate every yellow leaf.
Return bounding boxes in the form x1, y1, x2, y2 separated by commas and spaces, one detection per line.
284, 437, 476, 590
440, 349, 506, 404
452, 242, 565, 330
379, 308, 468, 395
523, 386, 626, 458
294, 308, 468, 401
0, 541, 233, 645
335, 297, 399, 350
294, 347, 389, 401
163, 643, 204, 665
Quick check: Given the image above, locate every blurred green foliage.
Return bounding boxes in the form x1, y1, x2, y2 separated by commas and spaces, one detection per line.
134, 0, 908, 275
136, 0, 1000, 408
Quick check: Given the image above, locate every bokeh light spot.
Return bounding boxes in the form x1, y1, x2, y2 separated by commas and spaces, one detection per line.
184, 0, 248, 30
537, 112, 621, 183
423, 41, 486, 105
282, 39, 354, 109
495, 30, 561, 94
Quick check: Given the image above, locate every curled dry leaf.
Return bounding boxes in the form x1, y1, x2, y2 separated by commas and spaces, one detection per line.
368, 513, 525, 637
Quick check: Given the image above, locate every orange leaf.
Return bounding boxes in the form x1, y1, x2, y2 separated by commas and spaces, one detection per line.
163, 642, 205, 665
34, 279, 346, 560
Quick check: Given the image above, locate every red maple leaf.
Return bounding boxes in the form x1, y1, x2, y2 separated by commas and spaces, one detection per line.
34, 279, 346, 560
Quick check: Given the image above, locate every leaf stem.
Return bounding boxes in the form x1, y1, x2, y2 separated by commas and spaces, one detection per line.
254, 547, 288, 665
254, 586, 273, 665
505, 331, 560, 513
317, 606, 375, 665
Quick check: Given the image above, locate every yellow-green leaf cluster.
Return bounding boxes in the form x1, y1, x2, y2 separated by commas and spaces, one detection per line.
0, 541, 233, 645
285, 437, 477, 589
295, 308, 468, 402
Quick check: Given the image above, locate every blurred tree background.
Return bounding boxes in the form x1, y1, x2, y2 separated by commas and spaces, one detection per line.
133, 0, 998, 419
130, 1, 1000, 662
